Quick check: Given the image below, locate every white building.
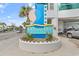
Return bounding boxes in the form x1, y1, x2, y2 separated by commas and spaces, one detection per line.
46, 3, 58, 37
58, 3, 79, 34
47, 3, 79, 35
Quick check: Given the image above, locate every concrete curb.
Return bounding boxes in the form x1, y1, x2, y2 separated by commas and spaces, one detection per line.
19, 38, 62, 53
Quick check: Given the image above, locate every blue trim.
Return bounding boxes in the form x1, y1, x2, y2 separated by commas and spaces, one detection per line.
32, 34, 48, 38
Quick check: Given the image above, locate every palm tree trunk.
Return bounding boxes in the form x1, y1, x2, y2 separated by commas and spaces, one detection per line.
26, 13, 30, 25
25, 13, 30, 34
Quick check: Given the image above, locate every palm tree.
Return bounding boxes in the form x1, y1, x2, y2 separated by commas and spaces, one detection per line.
19, 6, 32, 25
0, 22, 6, 28
22, 22, 27, 27
11, 23, 16, 31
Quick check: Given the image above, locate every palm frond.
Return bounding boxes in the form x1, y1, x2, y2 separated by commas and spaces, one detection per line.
19, 6, 32, 17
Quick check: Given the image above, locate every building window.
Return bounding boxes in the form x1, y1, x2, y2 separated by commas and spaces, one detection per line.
65, 4, 72, 9
59, 3, 72, 10
50, 3, 54, 10
47, 18, 52, 24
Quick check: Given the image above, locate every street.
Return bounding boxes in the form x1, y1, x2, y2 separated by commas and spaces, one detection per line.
0, 32, 23, 41
0, 32, 79, 55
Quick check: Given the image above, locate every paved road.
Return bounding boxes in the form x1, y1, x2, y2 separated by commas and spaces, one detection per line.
0, 33, 79, 56
0, 32, 23, 41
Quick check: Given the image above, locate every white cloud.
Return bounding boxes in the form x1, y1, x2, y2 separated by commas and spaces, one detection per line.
32, 5, 35, 9
6, 19, 24, 26
0, 4, 7, 9
0, 4, 4, 8
6, 19, 16, 26
7, 16, 12, 19
29, 3, 33, 7
0, 4, 7, 14
28, 3, 35, 8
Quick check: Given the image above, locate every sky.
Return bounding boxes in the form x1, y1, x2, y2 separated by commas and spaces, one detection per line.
0, 3, 35, 26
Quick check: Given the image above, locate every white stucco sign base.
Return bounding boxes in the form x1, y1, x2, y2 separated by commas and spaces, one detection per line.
19, 39, 62, 53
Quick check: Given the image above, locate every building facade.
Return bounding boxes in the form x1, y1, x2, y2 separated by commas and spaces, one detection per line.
47, 3, 58, 37
58, 3, 79, 34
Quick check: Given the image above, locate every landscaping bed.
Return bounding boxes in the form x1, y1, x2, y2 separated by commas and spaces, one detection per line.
19, 34, 61, 53
21, 34, 58, 42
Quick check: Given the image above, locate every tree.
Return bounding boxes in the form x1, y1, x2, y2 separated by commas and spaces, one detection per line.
0, 22, 6, 29
22, 22, 27, 27
19, 6, 32, 25
11, 23, 16, 31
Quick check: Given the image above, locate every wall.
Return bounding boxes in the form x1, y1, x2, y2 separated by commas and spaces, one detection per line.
58, 21, 64, 33
64, 21, 79, 29
53, 4, 58, 37
59, 9, 79, 18
47, 3, 58, 37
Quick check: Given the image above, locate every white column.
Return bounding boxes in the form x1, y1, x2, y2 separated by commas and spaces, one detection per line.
52, 3, 58, 37
48, 3, 50, 10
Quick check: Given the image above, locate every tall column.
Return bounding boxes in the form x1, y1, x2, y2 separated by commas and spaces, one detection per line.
52, 3, 58, 37
48, 3, 50, 10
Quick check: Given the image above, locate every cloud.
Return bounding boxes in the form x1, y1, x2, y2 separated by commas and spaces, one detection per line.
0, 4, 7, 9
6, 19, 24, 26
7, 16, 12, 19
4, 19, 16, 26
0, 4, 4, 8
32, 5, 35, 9
0, 4, 8, 14
28, 3, 35, 9
0, 17, 25, 26
29, 3, 33, 7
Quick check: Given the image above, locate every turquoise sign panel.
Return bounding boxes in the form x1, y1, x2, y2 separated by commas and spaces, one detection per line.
34, 3, 44, 24
27, 26, 53, 34
26, 3, 53, 38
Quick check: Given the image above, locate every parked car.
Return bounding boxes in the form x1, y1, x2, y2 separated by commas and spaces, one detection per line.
66, 28, 79, 38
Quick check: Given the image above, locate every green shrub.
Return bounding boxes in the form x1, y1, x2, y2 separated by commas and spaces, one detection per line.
21, 35, 29, 41
45, 34, 53, 42
22, 34, 57, 42
21, 34, 34, 42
